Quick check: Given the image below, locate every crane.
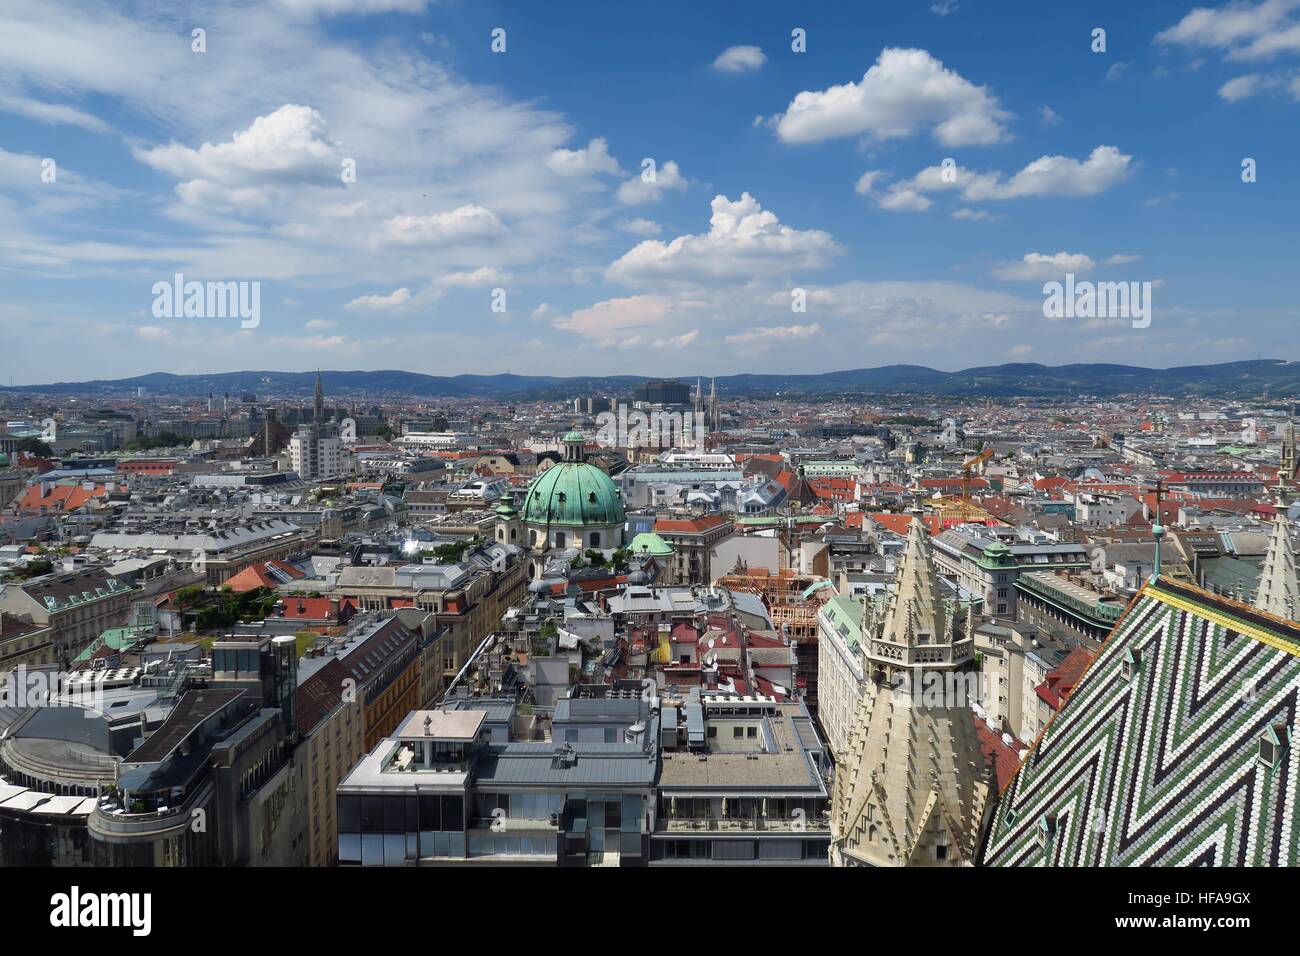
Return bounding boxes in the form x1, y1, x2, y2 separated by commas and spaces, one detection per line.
961, 445, 994, 500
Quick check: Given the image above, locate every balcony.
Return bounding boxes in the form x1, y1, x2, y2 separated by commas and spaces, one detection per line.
659, 815, 829, 833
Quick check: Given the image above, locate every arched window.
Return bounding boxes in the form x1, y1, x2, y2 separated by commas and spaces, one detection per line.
555, 532, 566, 549
589, 532, 600, 548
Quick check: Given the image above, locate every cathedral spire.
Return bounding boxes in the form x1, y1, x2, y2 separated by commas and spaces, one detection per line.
877, 512, 948, 649
830, 502, 992, 867
313, 370, 324, 424
1255, 507, 1299, 621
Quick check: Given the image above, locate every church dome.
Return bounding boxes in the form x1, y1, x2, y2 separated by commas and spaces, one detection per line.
522, 460, 625, 528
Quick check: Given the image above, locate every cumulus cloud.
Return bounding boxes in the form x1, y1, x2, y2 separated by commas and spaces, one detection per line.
772, 48, 1010, 146
134, 104, 344, 205
606, 192, 841, 284
552, 294, 674, 340
874, 146, 1132, 211
546, 137, 622, 177
345, 287, 414, 311
993, 252, 1097, 281
616, 160, 688, 204
379, 204, 506, 245
993, 251, 1142, 280
712, 45, 766, 73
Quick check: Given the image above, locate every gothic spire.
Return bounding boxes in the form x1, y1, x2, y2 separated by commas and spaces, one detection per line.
1255, 508, 1299, 621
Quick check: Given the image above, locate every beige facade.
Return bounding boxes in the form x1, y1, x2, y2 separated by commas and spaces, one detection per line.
830, 513, 993, 867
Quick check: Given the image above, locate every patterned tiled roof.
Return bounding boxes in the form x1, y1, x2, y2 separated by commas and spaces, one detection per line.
982, 576, 1300, 867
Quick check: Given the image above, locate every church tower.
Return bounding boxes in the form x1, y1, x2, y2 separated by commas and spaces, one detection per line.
1281, 420, 1297, 487
1255, 507, 1299, 621
313, 370, 325, 424
830, 505, 994, 866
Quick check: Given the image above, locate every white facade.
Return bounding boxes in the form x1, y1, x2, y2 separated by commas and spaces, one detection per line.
291, 426, 351, 481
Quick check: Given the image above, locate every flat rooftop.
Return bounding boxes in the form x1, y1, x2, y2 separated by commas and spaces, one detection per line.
394, 708, 485, 742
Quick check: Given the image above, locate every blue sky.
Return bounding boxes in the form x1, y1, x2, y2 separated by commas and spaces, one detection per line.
0, 0, 1297, 384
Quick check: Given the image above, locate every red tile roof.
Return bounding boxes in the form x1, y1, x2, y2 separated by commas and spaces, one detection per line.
1035, 646, 1094, 710
656, 515, 730, 534
973, 716, 1026, 791
15, 482, 116, 513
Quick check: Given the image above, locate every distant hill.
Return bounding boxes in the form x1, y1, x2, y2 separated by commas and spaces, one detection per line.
3, 360, 1299, 400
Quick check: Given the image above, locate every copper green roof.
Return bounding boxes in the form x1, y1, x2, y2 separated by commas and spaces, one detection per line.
523, 461, 625, 527
629, 531, 674, 556
977, 541, 1017, 569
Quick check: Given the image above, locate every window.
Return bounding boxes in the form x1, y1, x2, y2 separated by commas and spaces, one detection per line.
733, 726, 744, 738
746, 726, 757, 739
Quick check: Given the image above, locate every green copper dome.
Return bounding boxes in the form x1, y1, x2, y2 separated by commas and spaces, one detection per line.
523, 461, 625, 528
629, 531, 675, 556
978, 540, 1016, 569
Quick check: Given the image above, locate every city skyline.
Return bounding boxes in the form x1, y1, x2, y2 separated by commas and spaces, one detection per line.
2, 0, 1299, 383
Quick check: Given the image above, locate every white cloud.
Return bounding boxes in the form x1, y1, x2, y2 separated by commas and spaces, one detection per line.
854, 170, 886, 195
379, 205, 506, 245
616, 160, 688, 204
725, 324, 822, 351
617, 218, 662, 237
1156, 0, 1300, 60
994, 252, 1096, 281
437, 267, 504, 287
275, 0, 433, 15
606, 192, 841, 285
951, 207, 994, 221
553, 295, 674, 338
305, 318, 337, 330
878, 187, 933, 212
712, 45, 766, 73
993, 251, 1142, 280
546, 137, 621, 177
875, 146, 1132, 211
930, 1, 959, 15
772, 47, 1010, 146
345, 287, 414, 311
1039, 105, 1063, 125
135, 105, 343, 193
1221, 73, 1265, 99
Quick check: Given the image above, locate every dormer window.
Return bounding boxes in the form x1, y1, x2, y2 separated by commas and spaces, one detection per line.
1121, 647, 1140, 682
1259, 724, 1289, 769
1036, 813, 1057, 849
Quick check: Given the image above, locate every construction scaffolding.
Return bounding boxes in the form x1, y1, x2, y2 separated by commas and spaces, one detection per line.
716, 568, 833, 718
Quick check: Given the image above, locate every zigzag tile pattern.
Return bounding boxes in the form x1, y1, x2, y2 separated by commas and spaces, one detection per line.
982, 578, 1300, 867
